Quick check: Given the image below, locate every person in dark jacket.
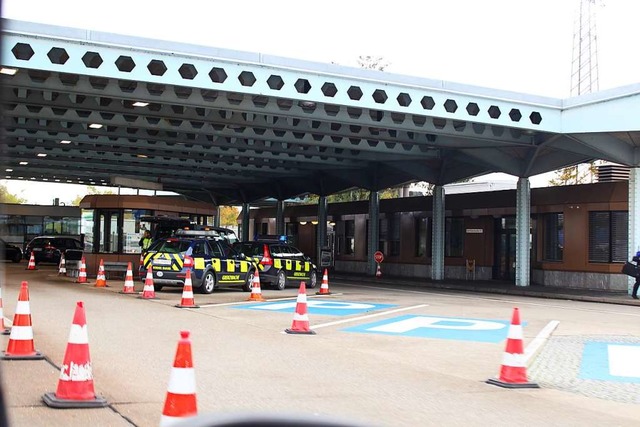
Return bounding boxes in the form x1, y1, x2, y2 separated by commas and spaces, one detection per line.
633, 251, 640, 299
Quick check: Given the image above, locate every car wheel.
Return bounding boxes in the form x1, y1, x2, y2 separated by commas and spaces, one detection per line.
242, 270, 254, 292
275, 270, 287, 291
200, 271, 216, 294
154, 284, 164, 292
12, 253, 22, 263
307, 270, 317, 289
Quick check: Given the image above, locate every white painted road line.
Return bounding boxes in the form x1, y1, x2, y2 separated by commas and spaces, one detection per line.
197, 293, 342, 308
524, 320, 560, 364
310, 304, 429, 330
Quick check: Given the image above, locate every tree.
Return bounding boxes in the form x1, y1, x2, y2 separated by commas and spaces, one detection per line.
549, 163, 597, 186
357, 55, 389, 71
70, 185, 115, 206
219, 205, 240, 227
0, 183, 26, 204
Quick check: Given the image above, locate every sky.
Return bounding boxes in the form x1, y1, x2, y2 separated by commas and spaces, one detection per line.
2, 0, 640, 204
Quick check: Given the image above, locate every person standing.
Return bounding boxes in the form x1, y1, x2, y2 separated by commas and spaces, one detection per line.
139, 230, 152, 252
633, 251, 640, 299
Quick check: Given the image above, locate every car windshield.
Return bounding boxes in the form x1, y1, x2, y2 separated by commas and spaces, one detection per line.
149, 240, 192, 254
236, 243, 262, 257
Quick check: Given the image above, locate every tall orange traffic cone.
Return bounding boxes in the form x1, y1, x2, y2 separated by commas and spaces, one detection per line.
176, 270, 198, 308
285, 281, 315, 335
246, 270, 266, 302
58, 254, 67, 276
120, 262, 136, 294
0, 285, 10, 335
139, 266, 157, 299
160, 330, 197, 426
76, 257, 87, 284
486, 307, 539, 389
42, 301, 108, 408
2, 281, 44, 360
26, 251, 37, 270
316, 268, 332, 295
94, 259, 107, 287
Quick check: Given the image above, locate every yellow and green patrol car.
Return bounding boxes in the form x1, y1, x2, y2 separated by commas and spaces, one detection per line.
234, 236, 317, 290
139, 234, 254, 294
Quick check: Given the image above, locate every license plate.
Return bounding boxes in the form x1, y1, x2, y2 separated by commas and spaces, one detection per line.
153, 258, 171, 266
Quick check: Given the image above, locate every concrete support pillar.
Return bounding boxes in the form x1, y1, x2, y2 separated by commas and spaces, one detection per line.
317, 196, 328, 261
213, 207, 221, 227
628, 168, 640, 295
431, 185, 445, 281
515, 177, 531, 287
275, 200, 285, 235
241, 202, 250, 242
367, 191, 380, 276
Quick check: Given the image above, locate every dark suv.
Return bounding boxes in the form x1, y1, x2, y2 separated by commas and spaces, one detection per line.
24, 236, 84, 265
234, 236, 317, 290
1, 238, 23, 263
139, 233, 254, 294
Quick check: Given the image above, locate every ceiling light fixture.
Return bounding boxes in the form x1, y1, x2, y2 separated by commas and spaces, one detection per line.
89, 123, 103, 129
0, 67, 18, 76
19, 161, 28, 165
132, 101, 149, 107
37, 153, 47, 157
5, 168, 12, 172
60, 140, 71, 144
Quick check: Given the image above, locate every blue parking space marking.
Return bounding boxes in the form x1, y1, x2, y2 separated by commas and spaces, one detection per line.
342, 315, 515, 343
580, 342, 640, 382
233, 300, 396, 316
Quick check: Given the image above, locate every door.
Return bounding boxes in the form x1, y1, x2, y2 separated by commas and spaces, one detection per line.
493, 217, 517, 281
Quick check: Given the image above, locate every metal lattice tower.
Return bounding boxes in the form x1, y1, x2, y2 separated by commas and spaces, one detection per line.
570, 0, 601, 96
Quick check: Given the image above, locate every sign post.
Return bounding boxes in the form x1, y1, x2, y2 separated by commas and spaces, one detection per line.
374, 251, 384, 278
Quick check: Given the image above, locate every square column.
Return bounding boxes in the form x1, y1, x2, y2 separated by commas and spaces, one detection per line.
367, 191, 380, 276
515, 177, 531, 287
275, 200, 285, 235
629, 168, 640, 295
431, 185, 445, 280
241, 202, 250, 242
316, 196, 328, 262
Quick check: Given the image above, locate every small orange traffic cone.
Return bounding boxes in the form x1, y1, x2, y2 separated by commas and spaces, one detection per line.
316, 268, 331, 295
58, 254, 67, 276
486, 307, 539, 389
139, 266, 157, 299
2, 281, 44, 360
94, 259, 107, 287
26, 251, 37, 270
0, 285, 10, 335
76, 257, 88, 284
247, 270, 266, 302
120, 262, 136, 294
42, 301, 108, 408
160, 330, 197, 426
375, 263, 382, 278
176, 270, 198, 308
285, 281, 315, 335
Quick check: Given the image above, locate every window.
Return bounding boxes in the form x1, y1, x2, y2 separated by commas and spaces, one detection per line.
415, 217, 429, 257
445, 217, 464, 257
345, 220, 355, 255
388, 213, 400, 256
589, 211, 628, 263
543, 213, 563, 261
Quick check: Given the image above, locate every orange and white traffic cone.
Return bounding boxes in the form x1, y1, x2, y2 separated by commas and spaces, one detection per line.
58, 254, 67, 276
246, 270, 266, 302
375, 263, 382, 278
285, 281, 315, 335
26, 251, 37, 270
120, 262, 136, 294
139, 266, 157, 299
42, 301, 108, 408
176, 270, 198, 308
316, 268, 332, 295
160, 330, 197, 426
76, 257, 88, 284
94, 259, 107, 287
2, 281, 44, 360
486, 307, 539, 389
0, 285, 10, 335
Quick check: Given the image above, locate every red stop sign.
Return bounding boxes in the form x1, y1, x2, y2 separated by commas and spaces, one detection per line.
374, 251, 384, 263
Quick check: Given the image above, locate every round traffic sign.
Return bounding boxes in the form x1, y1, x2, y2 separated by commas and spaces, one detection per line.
374, 251, 384, 263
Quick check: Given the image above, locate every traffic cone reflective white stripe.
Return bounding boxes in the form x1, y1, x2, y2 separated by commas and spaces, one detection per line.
120, 262, 136, 294
285, 281, 315, 335
43, 301, 108, 408
26, 251, 37, 270
316, 268, 331, 295
246, 270, 266, 302
2, 281, 44, 360
0, 285, 10, 335
94, 259, 107, 287
160, 330, 197, 426
375, 263, 382, 278
139, 265, 157, 299
76, 257, 87, 284
486, 307, 539, 389
58, 254, 67, 276
176, 270, 198, 308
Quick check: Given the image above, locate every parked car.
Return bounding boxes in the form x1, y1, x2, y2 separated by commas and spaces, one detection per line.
234, 235, 317, 290
24, 236, 84, 265
1, 238, 23, 263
